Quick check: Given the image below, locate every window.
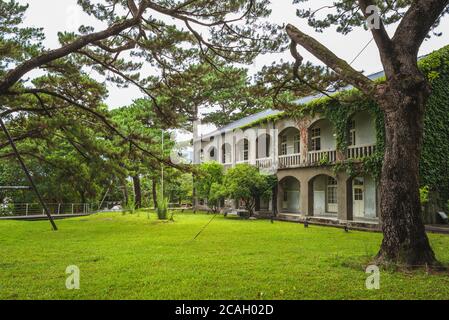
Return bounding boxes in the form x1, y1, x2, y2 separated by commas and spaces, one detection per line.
243, 139, 249, 161
280, 135, 287, 155
311, 128, 321, 151
222, 144, 231, 163
353, 177, 364, 186
294, 134, 300, 154
283, 191, 288, 202
327, 177, 338, 205
257, 135, 270, 159
349, 120, 356, 146
354, 189, 364, 201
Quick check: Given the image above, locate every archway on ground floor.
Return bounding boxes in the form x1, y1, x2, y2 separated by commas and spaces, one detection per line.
308, 174, 338, 217
347, 175, 378, 220
278, 176, 300, 213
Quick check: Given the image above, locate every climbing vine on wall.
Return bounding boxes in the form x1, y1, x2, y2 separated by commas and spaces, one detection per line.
238, 45, 449, 201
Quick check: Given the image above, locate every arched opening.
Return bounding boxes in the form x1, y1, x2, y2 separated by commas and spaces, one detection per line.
308, 119, 337, 163
278, 127, 301, 168
278, 127, 300, 156
278, 176, 300, 213
350, 175, 378, 221
346, 111, 377, 159
207, 146, 218, 162
221, 143, 231, 164
310, 175, 338, 217
256, 134, 271, 159
236, 138, 249, 163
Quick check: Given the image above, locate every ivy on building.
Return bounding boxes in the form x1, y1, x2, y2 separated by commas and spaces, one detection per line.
239, 45, 449, 200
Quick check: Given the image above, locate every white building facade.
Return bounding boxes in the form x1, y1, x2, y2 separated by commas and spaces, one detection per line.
193, 108, 380, 227
193, 73, 386, 228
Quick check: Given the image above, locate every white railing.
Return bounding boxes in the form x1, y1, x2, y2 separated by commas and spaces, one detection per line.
278, 153, 301, 168
347, 144, 376, 159
0, 203, 95, 217
236, 160, 249, 165
307, 150, 337, 164
256, 157, 273, 169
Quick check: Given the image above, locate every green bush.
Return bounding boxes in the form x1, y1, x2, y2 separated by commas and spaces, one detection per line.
419, 186, 430, 205
122, 197, 136, 215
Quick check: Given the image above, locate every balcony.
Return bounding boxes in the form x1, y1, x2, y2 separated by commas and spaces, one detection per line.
307, 150, 337, 164
256, 157, 273, 169
278, 153, 301, 169
347, 144, 376, 159
223, 163, 233, 170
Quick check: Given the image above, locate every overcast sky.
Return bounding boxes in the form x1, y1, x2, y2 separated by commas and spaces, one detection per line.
18, 0, 449, 112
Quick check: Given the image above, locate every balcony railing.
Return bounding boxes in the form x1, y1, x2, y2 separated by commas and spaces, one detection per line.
279, 153, 301, 168
223, 162, 233, 170
307, 150, 337, 164
213, 144, 376, 170
347, 144, 376, 159
256, 157, 273, 169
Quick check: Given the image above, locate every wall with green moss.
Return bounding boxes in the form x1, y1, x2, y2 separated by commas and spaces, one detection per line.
240, 45, 449, 202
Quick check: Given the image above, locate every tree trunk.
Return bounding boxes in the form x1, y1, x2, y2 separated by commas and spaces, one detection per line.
376, 80, 439, 267
152, 179, 158, 209
132, 175, 142, 209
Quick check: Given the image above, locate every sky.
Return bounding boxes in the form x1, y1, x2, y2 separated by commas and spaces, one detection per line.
17, 0, 449, 135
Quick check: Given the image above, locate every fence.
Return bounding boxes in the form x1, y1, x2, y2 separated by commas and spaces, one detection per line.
0, 203, 96, 217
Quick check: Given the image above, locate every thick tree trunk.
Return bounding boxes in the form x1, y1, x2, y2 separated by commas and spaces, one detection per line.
376, 79, 439, 267
132, 175, 142, 209
152, 179, 158, 209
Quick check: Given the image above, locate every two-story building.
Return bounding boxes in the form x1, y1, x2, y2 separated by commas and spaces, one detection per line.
193, 70, 387, 228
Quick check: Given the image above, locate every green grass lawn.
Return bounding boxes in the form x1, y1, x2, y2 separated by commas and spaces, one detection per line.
0, 211, 448, 300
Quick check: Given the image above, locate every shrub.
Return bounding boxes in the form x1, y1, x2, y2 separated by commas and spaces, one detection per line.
224, 164, 276, 217
419, 186, 430, 205
122, 197, 136, 215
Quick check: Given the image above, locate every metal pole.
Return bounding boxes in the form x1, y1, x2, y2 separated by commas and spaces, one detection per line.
0, 118, 57, 230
